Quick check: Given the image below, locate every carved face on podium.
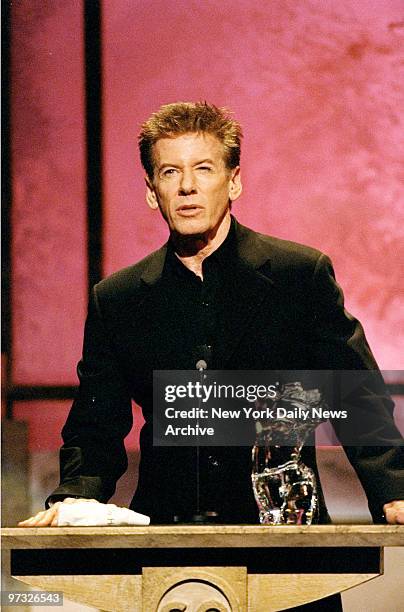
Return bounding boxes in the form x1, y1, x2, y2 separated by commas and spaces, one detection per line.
157, 579, 231, 612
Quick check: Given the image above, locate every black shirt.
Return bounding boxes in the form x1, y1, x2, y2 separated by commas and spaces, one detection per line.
163, 220, 237, 370
160, 221, 254, 522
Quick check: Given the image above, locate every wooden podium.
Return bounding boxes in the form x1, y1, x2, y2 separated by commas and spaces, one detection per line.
2, 525, 403, 611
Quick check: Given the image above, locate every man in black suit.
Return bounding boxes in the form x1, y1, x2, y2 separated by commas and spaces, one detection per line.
20, 102, 404, 529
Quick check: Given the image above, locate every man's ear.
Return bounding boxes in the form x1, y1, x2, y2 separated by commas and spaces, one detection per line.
229, 166, 242, 202
145, 176, 159, 210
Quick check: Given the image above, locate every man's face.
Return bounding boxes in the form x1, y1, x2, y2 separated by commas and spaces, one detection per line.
146, 132, 242, 238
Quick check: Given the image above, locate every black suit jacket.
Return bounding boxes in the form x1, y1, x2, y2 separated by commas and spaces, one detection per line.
49, 218, 404, 522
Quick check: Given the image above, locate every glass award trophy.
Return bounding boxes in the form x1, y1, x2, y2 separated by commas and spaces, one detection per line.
252, 382, 326, 525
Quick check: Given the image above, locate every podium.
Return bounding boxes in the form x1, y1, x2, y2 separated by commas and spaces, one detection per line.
2, 525, 404, 611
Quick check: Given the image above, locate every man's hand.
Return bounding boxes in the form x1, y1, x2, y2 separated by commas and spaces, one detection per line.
18, 497, 99, 527
383, 500, 404, 524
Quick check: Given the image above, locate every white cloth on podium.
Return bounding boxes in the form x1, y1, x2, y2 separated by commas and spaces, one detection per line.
57, 502, 150, 526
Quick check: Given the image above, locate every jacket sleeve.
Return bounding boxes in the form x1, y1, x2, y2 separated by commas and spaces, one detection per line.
45, 286, 133, 507
310, 253, 404, 523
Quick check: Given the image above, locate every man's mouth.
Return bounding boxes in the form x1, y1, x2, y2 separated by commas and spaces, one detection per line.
176, 204, 203, 216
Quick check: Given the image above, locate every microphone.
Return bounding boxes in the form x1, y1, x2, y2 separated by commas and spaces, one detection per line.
196, 359, 207, 371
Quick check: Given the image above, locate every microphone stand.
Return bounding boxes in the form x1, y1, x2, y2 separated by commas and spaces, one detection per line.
192, 359, 207, 523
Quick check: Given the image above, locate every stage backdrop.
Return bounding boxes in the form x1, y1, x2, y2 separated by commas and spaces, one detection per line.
6, 8, 404, 607
9, 0, 404, 454
103, 0, 404, 371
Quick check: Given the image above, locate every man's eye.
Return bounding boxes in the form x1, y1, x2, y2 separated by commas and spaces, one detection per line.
197, 166, 212, 172
161, 168, 177, 177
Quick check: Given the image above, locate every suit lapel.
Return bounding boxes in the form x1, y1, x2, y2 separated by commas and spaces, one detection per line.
214, 220, 276, 367
115, 245, 171, 370
139, 244, 167, 286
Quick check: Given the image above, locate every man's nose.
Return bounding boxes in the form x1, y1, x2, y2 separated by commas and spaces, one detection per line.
178, 169, 197, 195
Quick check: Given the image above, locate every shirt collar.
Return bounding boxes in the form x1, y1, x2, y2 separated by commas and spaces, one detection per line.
165, 217, 237, 280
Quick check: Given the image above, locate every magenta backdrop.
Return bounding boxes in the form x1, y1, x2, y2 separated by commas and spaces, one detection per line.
10, 1, 87, 385
102, 0, 404, 369
8, 2, 404, 454
12, 400, 143, 453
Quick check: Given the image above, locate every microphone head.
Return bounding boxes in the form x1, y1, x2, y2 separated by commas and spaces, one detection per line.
196, 359, 208, 371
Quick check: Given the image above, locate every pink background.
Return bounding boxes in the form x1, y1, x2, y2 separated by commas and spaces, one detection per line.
9, 0, 404, 454
10, 0, 87, 386
102, 0, 404, 370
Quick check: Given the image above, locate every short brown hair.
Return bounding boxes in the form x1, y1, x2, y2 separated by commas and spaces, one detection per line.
138, 101, 242, 179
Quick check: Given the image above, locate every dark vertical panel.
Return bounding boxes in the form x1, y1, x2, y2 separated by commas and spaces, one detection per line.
84, 0, 103, 290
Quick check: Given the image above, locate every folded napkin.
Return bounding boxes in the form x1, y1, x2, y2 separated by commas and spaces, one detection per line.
57, 502, 150, 526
